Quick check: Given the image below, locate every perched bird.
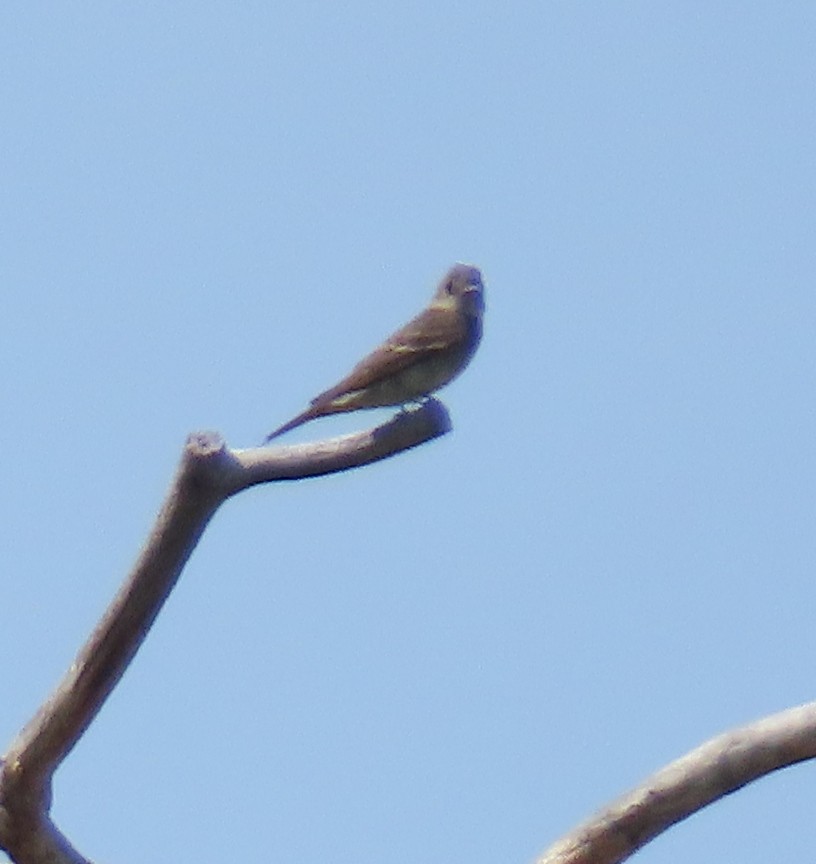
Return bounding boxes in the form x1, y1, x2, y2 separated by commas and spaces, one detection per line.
264, 263, 485, 442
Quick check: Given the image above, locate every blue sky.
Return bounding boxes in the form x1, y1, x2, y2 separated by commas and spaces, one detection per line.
2, 3, 815, 862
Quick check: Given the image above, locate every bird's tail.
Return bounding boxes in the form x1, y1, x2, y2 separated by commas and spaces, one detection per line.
262, 405, 322, 444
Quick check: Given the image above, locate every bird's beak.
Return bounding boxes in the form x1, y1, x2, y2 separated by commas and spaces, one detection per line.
462, 281, 485, 312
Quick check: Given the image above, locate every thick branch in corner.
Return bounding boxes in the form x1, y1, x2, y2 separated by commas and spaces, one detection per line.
536, 701, 816, 864
0, 399, 450, 864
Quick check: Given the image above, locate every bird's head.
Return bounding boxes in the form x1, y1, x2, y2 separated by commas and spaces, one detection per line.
435, 263, 485, 317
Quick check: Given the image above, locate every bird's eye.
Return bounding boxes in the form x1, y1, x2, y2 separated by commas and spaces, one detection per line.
446, 280, 454, 294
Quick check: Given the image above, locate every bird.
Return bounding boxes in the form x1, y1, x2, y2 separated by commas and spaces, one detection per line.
263, 263, 485, 442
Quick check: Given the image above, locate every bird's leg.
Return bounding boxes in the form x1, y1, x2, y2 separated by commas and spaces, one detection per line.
398, 398, 429, 417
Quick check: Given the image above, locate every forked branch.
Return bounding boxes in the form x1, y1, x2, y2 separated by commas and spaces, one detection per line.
0, 401, 451, 864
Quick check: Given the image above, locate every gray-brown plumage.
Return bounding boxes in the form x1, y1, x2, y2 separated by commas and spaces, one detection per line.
264, 263, 485, 442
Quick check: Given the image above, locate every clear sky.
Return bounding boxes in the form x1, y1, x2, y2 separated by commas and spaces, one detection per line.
2, 3, 815, 862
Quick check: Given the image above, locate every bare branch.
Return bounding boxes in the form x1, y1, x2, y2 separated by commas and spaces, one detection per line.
0, 401, 450, 864
8, 394, 813, 864
537, 701, 816, 864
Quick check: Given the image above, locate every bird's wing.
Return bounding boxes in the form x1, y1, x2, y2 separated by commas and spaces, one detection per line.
310, 306, 466, 405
